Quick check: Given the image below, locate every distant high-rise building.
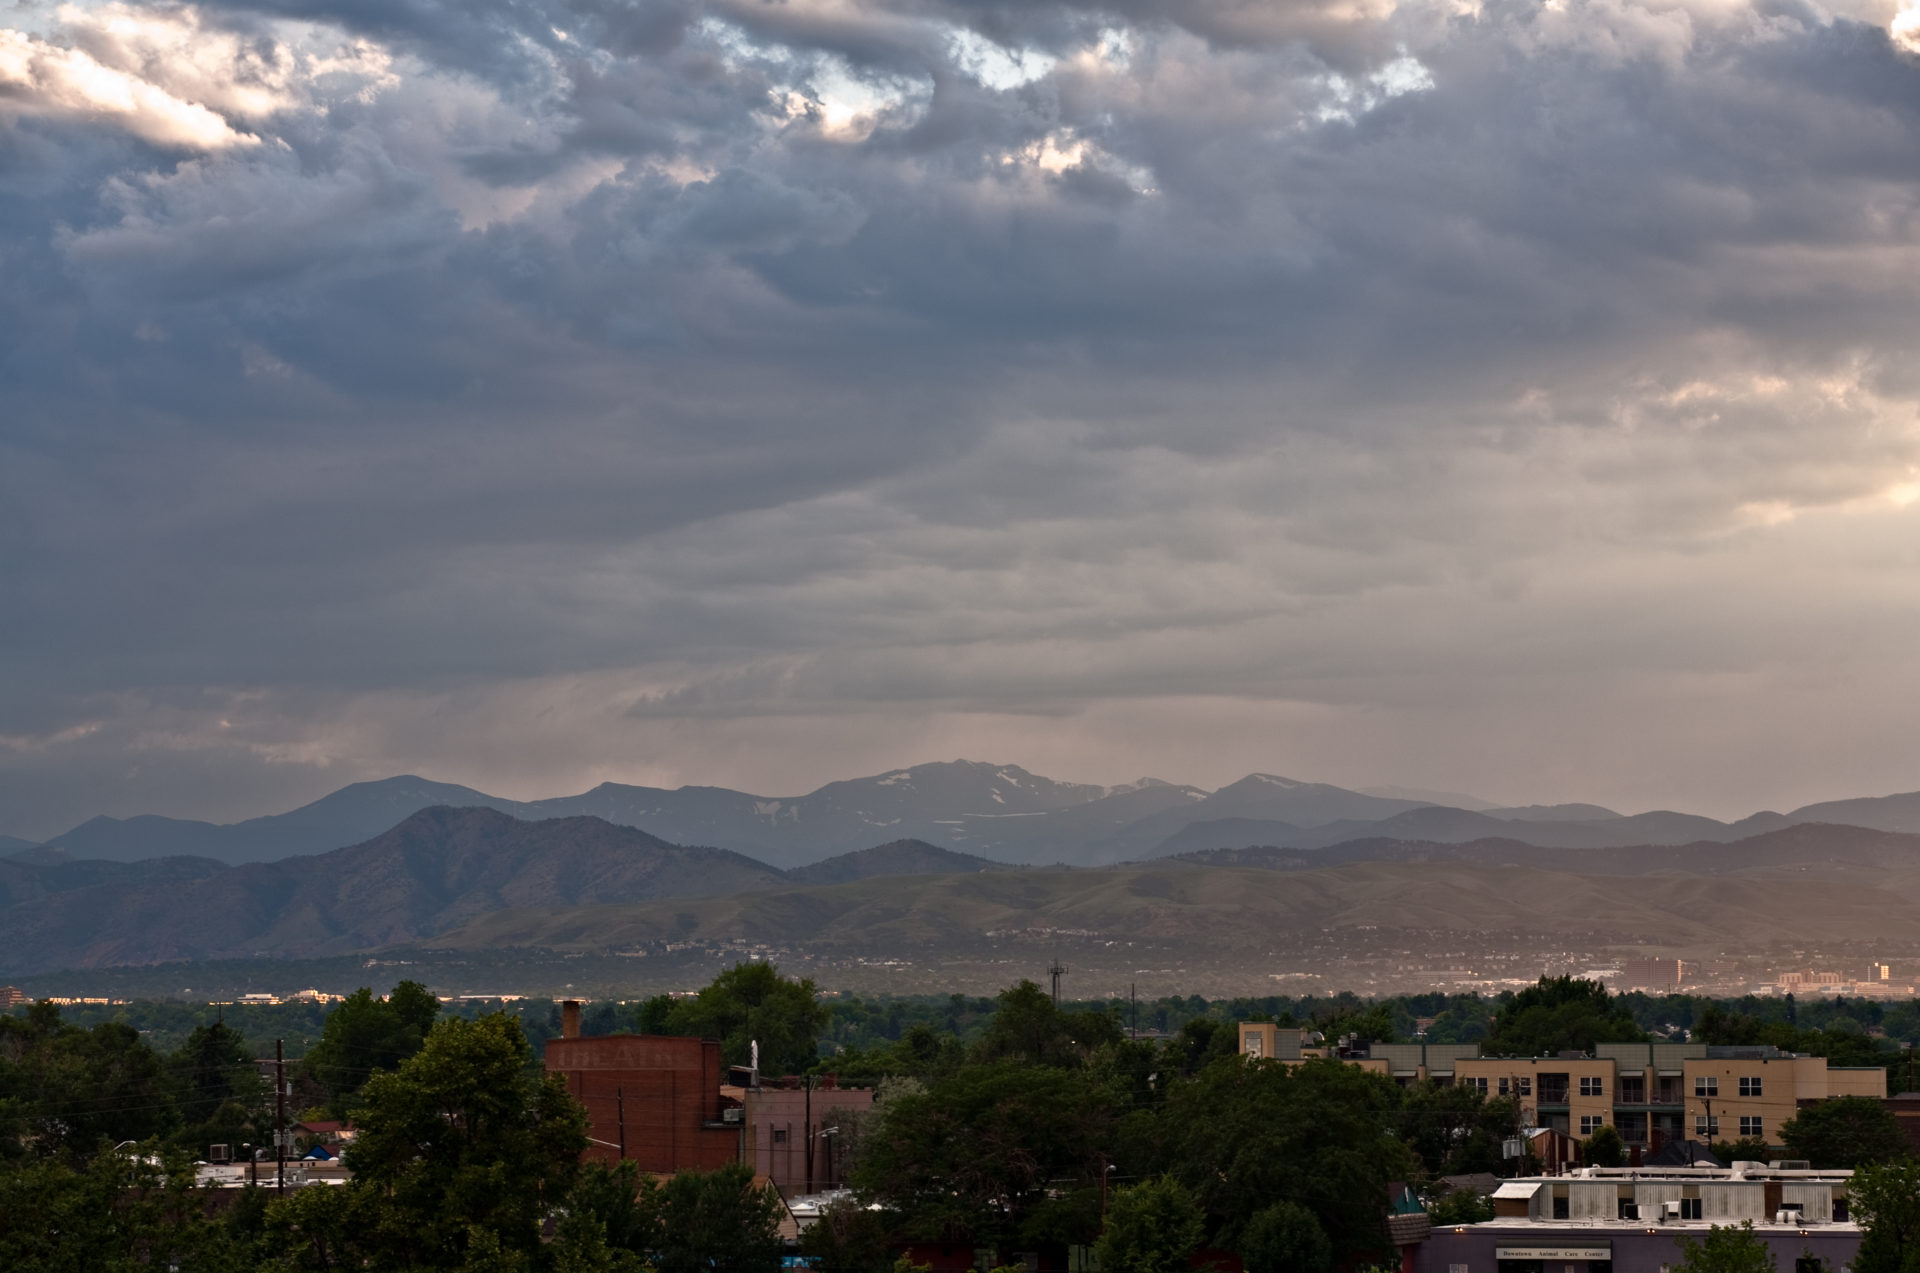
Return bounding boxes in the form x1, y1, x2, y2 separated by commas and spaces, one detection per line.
1620, 958, 1685, 990
0, 986, 25, 1010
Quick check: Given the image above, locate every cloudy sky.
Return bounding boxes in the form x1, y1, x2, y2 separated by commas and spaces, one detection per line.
4, 0, 1920, 838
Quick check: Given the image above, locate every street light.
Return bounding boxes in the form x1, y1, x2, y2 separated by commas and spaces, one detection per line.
813, 1126, 840, 1189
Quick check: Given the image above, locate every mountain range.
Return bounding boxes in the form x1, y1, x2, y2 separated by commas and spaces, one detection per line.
430, 821, 1920, 957
0, 810, 1029, 973
20, 760, 1920, 872
9, 795, 1920, 974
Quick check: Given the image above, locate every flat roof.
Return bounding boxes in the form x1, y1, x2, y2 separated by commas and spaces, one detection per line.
1437, 1219, 1860, 1234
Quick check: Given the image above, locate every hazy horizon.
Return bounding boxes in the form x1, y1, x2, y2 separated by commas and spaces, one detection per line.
7, 0, 1920, 839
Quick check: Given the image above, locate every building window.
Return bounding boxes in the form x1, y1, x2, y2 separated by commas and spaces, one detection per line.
1581, 1115, 1607, 1135
1696, 1115, 1720, 1137
1466, 1077, 1488, 1094
1680, 1198, 1703, 1220
1739, 1076, 1763, 1097
1740, 1116, 1763, 1138
1695, 1076, 1719, 1097
1580, 1076, 1604, 1097
1619, 1076, 1646, 1103
1243, 1032, 1262, 1057
1499, 1076, 1532, 1096
771, 1128, 788, 1144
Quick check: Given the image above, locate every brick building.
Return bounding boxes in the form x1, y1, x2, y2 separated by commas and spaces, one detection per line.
543, 1005, 741, 1172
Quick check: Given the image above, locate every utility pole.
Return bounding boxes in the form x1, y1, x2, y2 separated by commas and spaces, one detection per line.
804, 1074, 814, 1196
1129, 983, 1136, 1041
275, 1038, 286, 1195
1049, 960, 1067, 1006
616, 1087, 627, 1160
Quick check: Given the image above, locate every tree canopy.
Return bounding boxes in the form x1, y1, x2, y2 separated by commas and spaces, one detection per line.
303, 982, 440, 1115
1851, 1158, 1920, 1273
1778, 1097, 1910, 1169
270, 1012, 587, 1270
641, 962, 828, 1076
1481, 977, 1645, 1056
1094, 1177, 1205, 1273
1671, 1221, 1778, 1273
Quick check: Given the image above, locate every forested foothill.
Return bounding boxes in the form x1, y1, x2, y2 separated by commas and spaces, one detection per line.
4, 972, 1920, 1271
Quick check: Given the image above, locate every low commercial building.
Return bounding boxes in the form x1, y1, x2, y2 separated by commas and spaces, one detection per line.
742, 1078, 873, 1196
1413, 1164, 1860, 1273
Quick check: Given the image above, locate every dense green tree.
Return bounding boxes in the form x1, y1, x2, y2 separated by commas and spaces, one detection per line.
304, 982, 440, 1113
974, 980, 1121, 1068
1399, 1080, 1518, 1176
1711, 1137, 1773, 1167
1779, 1097, 1909, 1168
1166, 1017, 1240, 1077
1583, 1123, 1626, 1167
0, 1002, 178, 1157
631, 995, 676, 1037
1154, 1056, 1420, 1263
269, 1013, 586, 1269
1239, 1199, 1334, 1273
818, 1024, 966, 1084
1695, 1005, 1896, 1073
170, 1021, 267, 1156
798, 1197, 894, 1273
1094, 1176, 1205, 1273
1670, 1221, 1777, 1273
1481, 977, 1644, 1057
633, 1163, 784, 1273
853, 1059, 1112, 1249
0, 1145, 258, 1272
658, 963, 828, 1075
562, 1160, 658, 1256
1850, 1158, 1920, 1273
1428, 1189, 1495, 1226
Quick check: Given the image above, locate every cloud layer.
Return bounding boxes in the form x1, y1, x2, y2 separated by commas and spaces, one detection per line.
4, 0, 1920, 835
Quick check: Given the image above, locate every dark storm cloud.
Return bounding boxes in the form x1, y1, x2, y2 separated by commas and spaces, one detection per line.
4, 0, 1920, 834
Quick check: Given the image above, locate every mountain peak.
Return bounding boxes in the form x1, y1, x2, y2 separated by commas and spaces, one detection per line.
786, 838, 1013, 886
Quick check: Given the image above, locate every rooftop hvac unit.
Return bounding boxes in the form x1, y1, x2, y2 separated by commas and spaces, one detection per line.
1775, 1210, 1800, 1224
1663, 1201, 1684, 1220
208, 1144, 230, 1163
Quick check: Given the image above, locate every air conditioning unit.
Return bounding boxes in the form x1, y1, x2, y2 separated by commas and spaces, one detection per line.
1662, 1201, 1684, 1220
208, 1144, 230, 1163
1775, 1210, 1800, 1224
722, 1107, 743, 1124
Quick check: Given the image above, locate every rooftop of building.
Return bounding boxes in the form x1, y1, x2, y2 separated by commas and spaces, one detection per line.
1499, 1163, 1852, 1182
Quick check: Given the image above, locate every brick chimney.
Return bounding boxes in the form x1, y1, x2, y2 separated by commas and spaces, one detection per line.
562, 999, 582, 1039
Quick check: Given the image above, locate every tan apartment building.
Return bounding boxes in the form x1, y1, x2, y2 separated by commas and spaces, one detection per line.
1238, 1028, 1885, 1150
